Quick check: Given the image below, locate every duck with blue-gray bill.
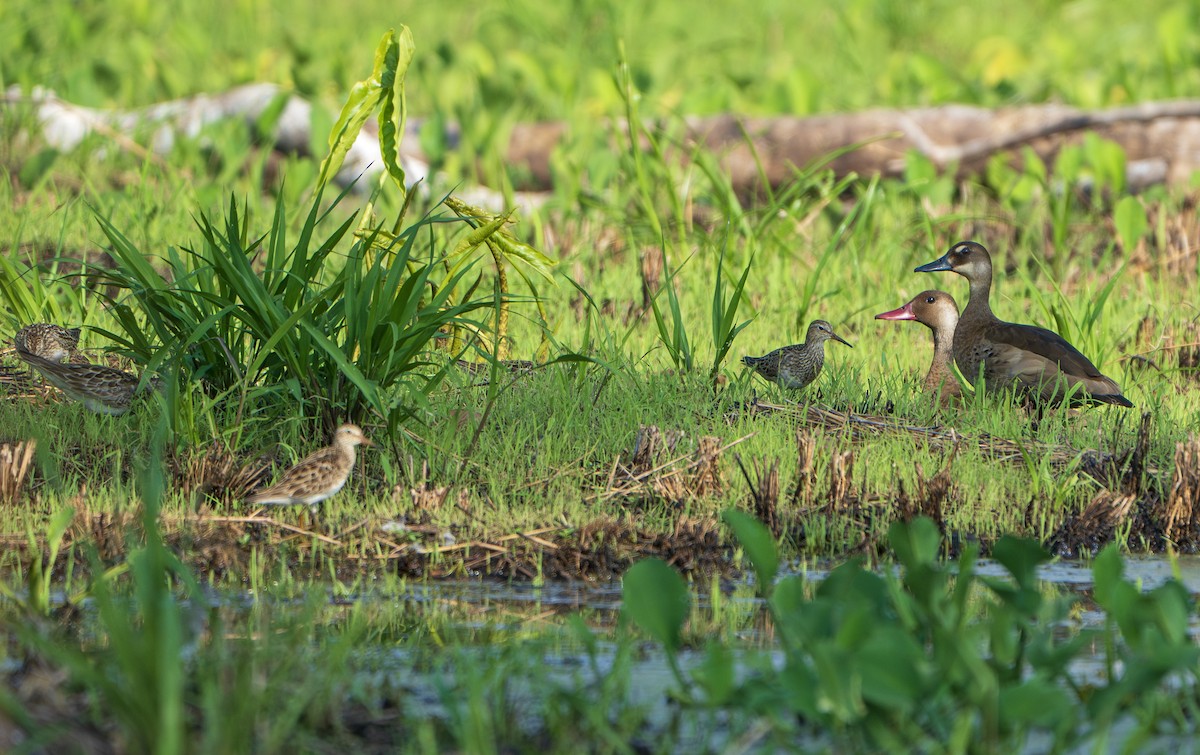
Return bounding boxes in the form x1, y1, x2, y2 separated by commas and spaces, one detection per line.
915, 240, 1132, 407
742, 320, 853, 390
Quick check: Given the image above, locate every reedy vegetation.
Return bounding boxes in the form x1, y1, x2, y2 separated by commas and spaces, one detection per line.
4, 3, 1200, 749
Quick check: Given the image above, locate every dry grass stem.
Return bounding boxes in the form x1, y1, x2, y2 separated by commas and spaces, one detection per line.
0, 439, 36, 504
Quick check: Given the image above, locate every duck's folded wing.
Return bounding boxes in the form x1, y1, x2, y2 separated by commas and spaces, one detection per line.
985, 321, 1106, 376
984, 322, 1128, 403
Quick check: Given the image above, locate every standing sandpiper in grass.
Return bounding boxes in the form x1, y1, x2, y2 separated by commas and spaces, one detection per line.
742, 320, 853, 390
13, 346, 158, 416
13, 323, 84, 364
246, 424, 375, 512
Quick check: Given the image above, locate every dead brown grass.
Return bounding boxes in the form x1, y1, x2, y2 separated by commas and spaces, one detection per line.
1161, 435, 1200, 542
0, 439, 36, 505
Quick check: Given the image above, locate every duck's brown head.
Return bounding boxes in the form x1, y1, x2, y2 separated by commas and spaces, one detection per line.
914, 241, 992, 283
807, 320, 853, 348
875, 290, 959, 332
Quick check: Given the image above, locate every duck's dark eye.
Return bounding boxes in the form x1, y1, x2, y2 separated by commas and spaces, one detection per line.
925, 296, 936, 304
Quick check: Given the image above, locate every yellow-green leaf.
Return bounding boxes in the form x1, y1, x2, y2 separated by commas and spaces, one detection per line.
378, 26, 416, 194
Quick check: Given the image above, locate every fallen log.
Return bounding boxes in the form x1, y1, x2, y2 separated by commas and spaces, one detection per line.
7, 84, 1200, 197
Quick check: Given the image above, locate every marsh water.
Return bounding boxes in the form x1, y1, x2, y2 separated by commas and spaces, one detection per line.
386, 553, 1200, 626
327, 554, 1200, 750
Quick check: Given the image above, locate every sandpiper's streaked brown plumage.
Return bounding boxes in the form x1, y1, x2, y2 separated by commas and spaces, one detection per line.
14, 324, 84, 364
246, 424, 374, 510
875, 290, 962, 403
915, 241, 1132, 407
13, 346, 156, 415
742, 320, 853, 390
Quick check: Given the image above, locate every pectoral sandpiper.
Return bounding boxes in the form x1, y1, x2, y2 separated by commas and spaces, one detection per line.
742, 320, 853, 390
246, 424, 375, 511
13, 323, 85, 364
14, 347, 157, 416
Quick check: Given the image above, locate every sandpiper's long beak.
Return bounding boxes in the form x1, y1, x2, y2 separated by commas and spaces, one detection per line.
831, 332, 853, 348
914, 253, 952, 273
875, 302, 916, 321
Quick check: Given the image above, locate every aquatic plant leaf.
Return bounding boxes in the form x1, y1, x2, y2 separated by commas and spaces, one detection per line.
1090, 544, 1123, 607
998, 679, 1073, 728
722, 509, 778, 597
692, 641, 735, 705
888, 517, 940, 568
769, 575, 810, 640
857, 627, 925, 712
990, 535, 1050, 593
622, 558, 688, 652
812, 645, 865, 722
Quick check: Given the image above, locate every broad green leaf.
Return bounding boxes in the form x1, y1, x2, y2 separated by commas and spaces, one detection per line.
857, 627, 925, 712
991, 535, 1050, 592
888, 517, 940, 569
622, 558, 689, 652
692, 642, 735, 704
1113, 195, 1147, 251
998, 679, 1073, 728
1091, 544, 1123, 607
722, 509, 778, 597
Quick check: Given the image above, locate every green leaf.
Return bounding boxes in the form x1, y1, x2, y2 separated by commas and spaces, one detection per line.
991, 535, 1050, 592
622, 558, 689, 652
692, 642, 735, 704
317, 31, 391, 188
888, 517, 940, 569
378, 26, 416, 194
857, 627, 925, 712
722, 509, 778, 597
998, 679, 1074, 728
1091, 544, 1123, 607
18, 148, 58, 189
1113, 195, 1147, 252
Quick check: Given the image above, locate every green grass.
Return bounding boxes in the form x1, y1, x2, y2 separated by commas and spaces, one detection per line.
5, 0, 1200, 571
9, 2, 1200, 746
